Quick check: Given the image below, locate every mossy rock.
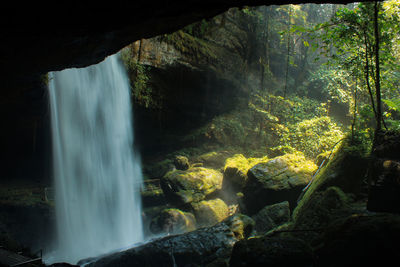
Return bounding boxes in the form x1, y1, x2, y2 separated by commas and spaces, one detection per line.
293, 138, 371, 230
223, 154, 269, 191
291, 186, 352, 243
252, 201, 290, 235
149, 208, 196, 235
173, 155, 190, 170
194, 151, 232, 170
191, 198, 229, 227
243, 152, 317, 215
161, 167, 223, 205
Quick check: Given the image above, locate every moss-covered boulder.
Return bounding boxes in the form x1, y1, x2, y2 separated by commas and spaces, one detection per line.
149, 208, 196, 235
161, 167, 223, 205
194, 151, 232, 170
291, 186, 352, 243
223, 154, 269, 191
243, 152, 317, 215
191, 198, 230, 227
252, 201, 290, 234
173, 155, 190, 170
229, 235, 314, 267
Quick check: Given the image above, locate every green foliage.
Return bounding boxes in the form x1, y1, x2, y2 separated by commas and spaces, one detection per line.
280, 116, 345, 158
189, 92, 344, 160
309, 2, 400, 132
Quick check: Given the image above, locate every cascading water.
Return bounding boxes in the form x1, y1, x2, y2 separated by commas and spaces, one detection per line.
46, 54, 143, 264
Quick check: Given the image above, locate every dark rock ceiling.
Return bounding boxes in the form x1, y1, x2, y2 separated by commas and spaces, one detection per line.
1, 0, 365, 87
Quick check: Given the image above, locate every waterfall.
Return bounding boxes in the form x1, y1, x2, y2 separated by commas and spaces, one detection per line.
46, 54, 143, 264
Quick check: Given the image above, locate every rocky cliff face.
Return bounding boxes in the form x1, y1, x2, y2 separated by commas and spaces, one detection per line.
124, 8, 269, 156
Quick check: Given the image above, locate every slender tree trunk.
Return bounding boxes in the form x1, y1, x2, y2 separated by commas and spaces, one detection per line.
364, 33, 378, 123
283, 5, 292, 98
374, 1, 383, 131
351, 77, 358, 141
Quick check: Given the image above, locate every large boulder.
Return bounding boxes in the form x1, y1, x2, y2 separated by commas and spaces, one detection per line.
149, 208, 196, 235
243, 152, 317, 215
223, 154, 269, 191
252, 201, 290, 234
229, 235, 314, 267
86, 214, 253, 267
161, 167, 223, 205
191, 198, 230, 227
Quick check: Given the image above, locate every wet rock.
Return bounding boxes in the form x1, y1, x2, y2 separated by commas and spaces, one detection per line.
149, 208, 196, 235
191, 198, 230, 227
243, 152, 317, 215
87, 214, 251, 267
229, 235, 314, 267
161, 167, 223, 205
252, 201, 290, 234
174, 155, 190, 171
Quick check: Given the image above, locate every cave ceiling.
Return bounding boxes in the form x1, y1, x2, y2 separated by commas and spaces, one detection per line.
0, 0, 367, 86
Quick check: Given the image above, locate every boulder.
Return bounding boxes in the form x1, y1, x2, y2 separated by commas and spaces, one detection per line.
223, 154, 250, 190
149, 208, 196, 235
194, 151, 232, 170
229, 235, 314, 267
161, 167, 223, 205
173, 155, 190, 171
252, 201, 290, 234
86, 214, 253, 267
191, 198, 230, 227
243, 152, 317, 215
291, 186, 352, 244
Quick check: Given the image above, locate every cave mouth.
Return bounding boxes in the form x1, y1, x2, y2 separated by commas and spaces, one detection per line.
1, 1, 400, 266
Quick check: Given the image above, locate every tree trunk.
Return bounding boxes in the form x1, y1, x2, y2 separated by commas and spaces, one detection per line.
374, 1, 382, 131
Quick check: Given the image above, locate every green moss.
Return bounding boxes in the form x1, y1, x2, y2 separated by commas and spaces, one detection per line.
163, 167, 223, 204
191, 198, 230, 227
224, 154, 250, 174
224, 154, 269, 189
162, 30, 218, 63
276, 152, 318, 177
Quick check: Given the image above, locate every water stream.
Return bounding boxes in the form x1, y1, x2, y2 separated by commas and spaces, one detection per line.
45, 54, 143, 264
